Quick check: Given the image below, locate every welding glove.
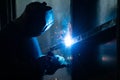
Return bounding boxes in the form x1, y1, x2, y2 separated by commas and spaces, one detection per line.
36, 54, 67, 75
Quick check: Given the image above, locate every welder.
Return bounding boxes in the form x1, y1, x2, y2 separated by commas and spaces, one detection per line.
0, 2, 66, 80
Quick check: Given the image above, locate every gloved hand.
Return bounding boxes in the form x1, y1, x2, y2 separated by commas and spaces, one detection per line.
36, 52, 67, 75
45, 54, 67, 75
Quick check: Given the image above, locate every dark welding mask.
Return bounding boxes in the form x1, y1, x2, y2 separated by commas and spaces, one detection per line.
24, 2, 54, 35
41, 9, 54, 33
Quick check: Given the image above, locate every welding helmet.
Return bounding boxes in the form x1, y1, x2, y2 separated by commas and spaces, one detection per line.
24, 2, 54, 36
41, 9, 54, 33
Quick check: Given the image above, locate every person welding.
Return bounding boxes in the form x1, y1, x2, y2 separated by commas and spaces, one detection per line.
0, 2, 67, 80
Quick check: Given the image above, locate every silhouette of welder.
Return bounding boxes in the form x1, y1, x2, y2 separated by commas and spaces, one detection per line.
0, 2, 66, 80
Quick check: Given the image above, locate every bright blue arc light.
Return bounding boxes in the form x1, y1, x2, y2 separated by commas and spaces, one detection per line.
64, 33, 73, 47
